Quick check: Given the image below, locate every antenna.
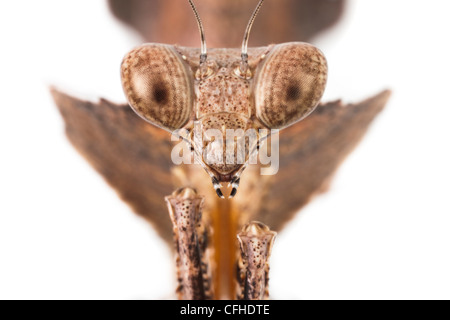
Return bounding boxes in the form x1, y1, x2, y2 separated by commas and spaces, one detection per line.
240, 0, 265, 75
188, 0, 207, 66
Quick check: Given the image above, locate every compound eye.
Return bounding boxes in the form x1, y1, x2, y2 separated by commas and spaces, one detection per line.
254, 42, 328, 130
121, 44, 193, 131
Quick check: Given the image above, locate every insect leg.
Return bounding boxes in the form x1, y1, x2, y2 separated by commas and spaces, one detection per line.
165, 188, 212, 300
237, 221, 276, 300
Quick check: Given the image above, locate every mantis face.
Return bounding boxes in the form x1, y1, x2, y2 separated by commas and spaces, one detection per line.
52, 0, 390, 301
121, 42, 327, 198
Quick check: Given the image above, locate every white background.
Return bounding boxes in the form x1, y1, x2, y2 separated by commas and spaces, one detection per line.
0, 0, 449, 299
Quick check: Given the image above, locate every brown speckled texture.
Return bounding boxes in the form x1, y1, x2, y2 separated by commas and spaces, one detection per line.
233, 90, 392, 231
121, 44, 194, 131
196, 66, 251, 117
166, 188, 212, 300
237, 222, 276, 300
254, 42, 328, 129
51, 87, 390, 300
50, 0, 392, 301
51, 88, 390, 245
121, 44, 327, 186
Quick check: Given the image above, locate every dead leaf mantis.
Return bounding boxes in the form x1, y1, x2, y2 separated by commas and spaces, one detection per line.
52, 0, 390, 300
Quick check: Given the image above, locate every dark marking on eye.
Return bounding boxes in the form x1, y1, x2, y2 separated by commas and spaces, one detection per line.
286, 84, 301, 101
153, 83, 169, 104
